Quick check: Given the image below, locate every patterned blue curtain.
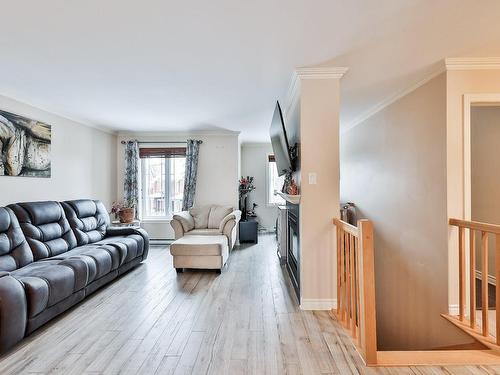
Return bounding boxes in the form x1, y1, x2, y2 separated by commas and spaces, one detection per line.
182, 139, 203, 210
123, 140, 140, 213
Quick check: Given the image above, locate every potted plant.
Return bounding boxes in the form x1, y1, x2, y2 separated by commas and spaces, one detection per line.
110, 200, 136, 223
238, 176, 255, 221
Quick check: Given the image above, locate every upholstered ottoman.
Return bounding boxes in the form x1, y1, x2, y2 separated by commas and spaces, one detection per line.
169, 235, 229, 272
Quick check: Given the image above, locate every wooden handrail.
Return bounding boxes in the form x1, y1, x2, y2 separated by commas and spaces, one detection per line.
449, 218, 500, 344
332, 218, 377, 365
449, 218, 500, 235
332, 218, 359, 236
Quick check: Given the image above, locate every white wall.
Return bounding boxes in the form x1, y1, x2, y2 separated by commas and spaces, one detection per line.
0, 94, 117, 208
299, 76, 340, 309
116, 131, 239, 239
240, 143, 279, 231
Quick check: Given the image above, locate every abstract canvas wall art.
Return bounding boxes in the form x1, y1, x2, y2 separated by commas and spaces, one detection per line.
0, 109, 51, 177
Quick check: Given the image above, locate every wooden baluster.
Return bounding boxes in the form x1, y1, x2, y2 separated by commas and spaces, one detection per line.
350, 233, 356, 338
496, 234, 500, 344
336, 226, 341, 314
342, 229, 347, 322
469, 229, 476, 329
481, 231, 489, 337
355, 237, 361, 347
346, 233, 351, 330
459, 226, 465, 321
339, 228, 344, 321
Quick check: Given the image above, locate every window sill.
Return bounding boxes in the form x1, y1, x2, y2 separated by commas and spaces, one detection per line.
141, 217, 173, 223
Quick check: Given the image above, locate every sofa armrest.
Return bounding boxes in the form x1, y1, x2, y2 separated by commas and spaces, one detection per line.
170, 218, 185, 240
0, 273, 27, 352
220, 210, 241, 250
172, 211, 194, 232
106, 227, 150, 260
218, 210, 241, 232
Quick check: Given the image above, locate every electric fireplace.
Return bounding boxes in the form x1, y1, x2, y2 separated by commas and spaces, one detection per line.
287, 204, 300, 300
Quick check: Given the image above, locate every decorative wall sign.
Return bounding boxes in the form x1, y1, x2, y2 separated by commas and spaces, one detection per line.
0, 109, 51, 177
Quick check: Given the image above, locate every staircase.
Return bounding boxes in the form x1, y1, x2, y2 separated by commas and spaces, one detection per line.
443, 219, 500, 352
331, 217, 500, 366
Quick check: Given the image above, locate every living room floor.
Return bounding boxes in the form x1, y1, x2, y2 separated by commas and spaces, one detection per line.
0, 235, 498, 375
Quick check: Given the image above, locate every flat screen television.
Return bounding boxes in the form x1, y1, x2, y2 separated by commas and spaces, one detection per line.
270, 101, 294, 176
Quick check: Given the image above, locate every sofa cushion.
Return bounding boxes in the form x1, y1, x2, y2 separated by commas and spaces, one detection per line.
12, 258, 89, 317
46, 244, 119, 281
188, 206, 211, 229
0, 207, 33, 271
9, 202, 77, 260
170, 235, 228, 256
208, 206, 233, 229
95, 234, 144, 263
187, 229, 221, 236
62, 200, 110, 245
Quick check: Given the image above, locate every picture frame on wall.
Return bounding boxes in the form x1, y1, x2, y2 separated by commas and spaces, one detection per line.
0, 109, 51, 178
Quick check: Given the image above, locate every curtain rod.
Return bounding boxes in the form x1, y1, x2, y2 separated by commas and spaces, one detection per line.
120, 140, 195, 145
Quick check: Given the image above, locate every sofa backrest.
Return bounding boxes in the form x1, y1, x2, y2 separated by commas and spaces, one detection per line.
9, 201, 77, 260
0, 207, 33, 271
188, 205, 233, 229
62, 199, 110, 245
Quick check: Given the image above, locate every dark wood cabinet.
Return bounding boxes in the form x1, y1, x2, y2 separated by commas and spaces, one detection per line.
239, 219, 258, 243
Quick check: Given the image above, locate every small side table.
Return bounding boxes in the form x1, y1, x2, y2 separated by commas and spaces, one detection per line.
110, 220, 141, 229
239, 218, 258, 244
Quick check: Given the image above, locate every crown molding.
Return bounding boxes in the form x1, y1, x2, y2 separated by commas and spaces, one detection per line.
283, 71, 301, 118
342, 67, 445, 134
117, 130, 240, 137
0, 91, 117, 135
283, 66, 349, 118
295, 66, 349, 80
445, 57, 500, 70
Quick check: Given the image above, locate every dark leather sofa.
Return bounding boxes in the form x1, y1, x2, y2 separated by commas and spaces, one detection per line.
0, 199, 149, 352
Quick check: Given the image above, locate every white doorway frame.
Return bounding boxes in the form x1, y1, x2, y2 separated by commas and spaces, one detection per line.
463, 93, 500, 221
461, 94, 500, 318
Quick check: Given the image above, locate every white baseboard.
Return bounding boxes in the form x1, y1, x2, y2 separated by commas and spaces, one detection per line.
448, 304, 460, 315
300, 299, 337, 311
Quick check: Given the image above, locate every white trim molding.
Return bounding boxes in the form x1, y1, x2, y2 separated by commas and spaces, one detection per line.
343, 57, 500, 134
462, 93, 500, 221
343, 67, 444, 133
300, 298, 337, 311
117, 130, 240, 137
445, 57, 500, 71
475, 270, 496, 286
284, 66, 348, 119
284, 71, 301, 119
448, 304, 460, 316
295, 67, 349, 80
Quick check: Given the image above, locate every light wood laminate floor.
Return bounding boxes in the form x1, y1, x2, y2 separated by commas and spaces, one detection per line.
0, 235, 499, 374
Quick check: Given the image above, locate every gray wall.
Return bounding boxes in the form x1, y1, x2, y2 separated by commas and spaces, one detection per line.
340, 73, 470, 350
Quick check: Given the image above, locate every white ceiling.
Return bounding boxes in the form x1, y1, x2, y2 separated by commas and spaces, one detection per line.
2, 1, 500, 141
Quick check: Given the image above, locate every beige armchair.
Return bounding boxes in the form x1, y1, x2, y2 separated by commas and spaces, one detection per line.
170, 205, 241, 249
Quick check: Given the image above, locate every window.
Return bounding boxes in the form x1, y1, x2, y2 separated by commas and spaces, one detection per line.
267, 154, 286, 205
140, 146, 186, 219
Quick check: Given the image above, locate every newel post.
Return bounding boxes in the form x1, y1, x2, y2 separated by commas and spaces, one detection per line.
358, 219, 377, 365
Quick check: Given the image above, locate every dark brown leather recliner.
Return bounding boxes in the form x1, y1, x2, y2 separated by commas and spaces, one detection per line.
0, 199, 149, 353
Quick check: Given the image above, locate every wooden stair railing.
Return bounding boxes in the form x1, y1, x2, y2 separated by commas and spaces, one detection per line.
331, 218, 377, 365
446, 218, 500, 349
328, 217, 500, 366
